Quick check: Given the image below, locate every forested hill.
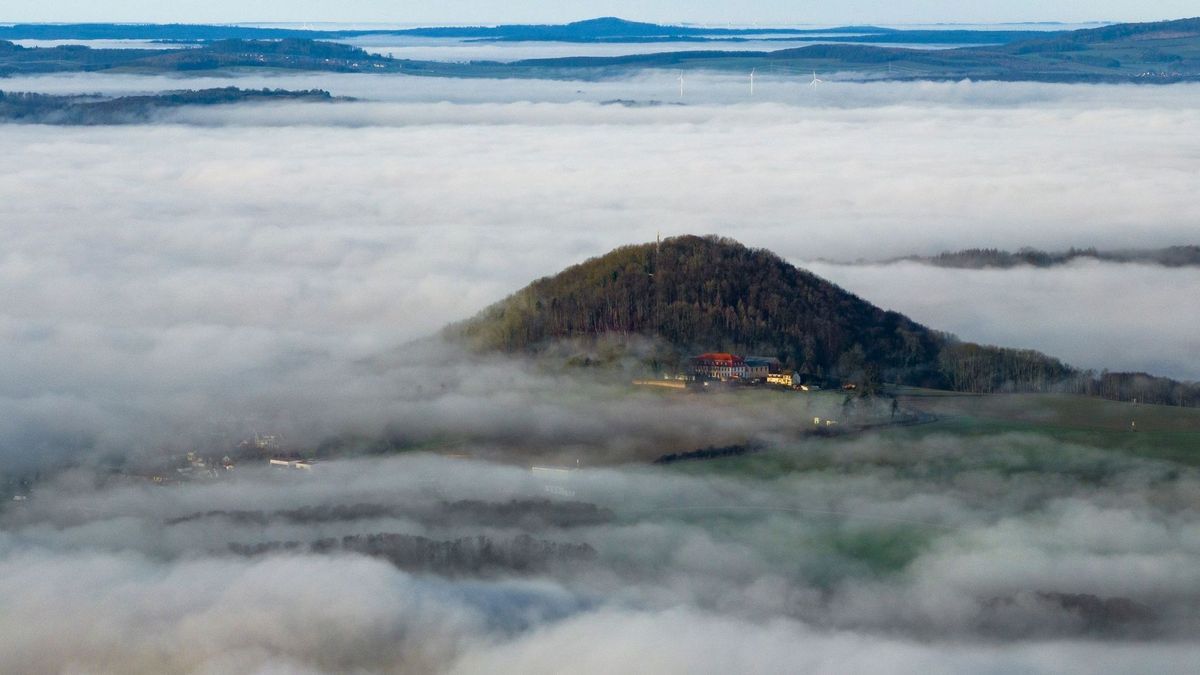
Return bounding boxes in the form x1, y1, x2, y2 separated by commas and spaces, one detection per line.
0, 87, 337, 125
0, 39, 403, 77
449, 235, 1076, 391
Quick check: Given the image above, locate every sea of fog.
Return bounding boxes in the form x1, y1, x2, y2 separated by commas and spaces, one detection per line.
2, 76, 1199, 468
8, 38, 188, 50
2, 74, 1197, 367
3, 445, 1199, 673
2, 68, 1200, 674
19, 68, 1200, 105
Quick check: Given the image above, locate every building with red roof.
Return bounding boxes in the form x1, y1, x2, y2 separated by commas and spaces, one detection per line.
689, 353, 749, 381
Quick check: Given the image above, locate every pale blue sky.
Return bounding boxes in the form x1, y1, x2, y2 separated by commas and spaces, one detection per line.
1, 1, 1196, 25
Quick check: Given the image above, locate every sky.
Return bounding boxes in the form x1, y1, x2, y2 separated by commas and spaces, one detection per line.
1, 0, 1197, 26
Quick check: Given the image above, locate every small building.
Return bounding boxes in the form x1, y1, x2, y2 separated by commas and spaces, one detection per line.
767, 371, 796, 387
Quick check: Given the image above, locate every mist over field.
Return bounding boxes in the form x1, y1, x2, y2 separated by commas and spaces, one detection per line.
3, 59, 1200, 673
4, 444, 1200, 673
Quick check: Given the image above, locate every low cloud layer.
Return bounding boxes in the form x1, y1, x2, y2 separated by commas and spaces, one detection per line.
2, 65, 1199, 673
3, 78, 1200, 467
807, 260, 1200, 380
3, 442, 1199, 673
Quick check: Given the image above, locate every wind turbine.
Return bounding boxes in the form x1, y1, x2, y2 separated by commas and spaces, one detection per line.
809, 70, 824, 87
749, 68, 756, 96
678, 71, 685, 98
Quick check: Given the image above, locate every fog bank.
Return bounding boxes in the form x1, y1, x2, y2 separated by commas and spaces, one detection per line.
3, 446, 1198, 673
807, 260, 1200, 380
3, 79, 1199, 463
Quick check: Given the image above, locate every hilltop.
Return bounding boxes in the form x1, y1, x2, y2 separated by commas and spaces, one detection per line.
449, 235, 1076, 392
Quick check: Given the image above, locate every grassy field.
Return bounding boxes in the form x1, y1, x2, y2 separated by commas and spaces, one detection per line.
893, 390, 1200, 465
662, 389, 1200, 481
611, 388, 1200, 583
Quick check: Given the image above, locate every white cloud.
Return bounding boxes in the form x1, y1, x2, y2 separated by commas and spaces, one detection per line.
1, 79, 1198, 457
807, 260, 1200, 380
2, 70, 1199, 674
2, 447, 1199, 673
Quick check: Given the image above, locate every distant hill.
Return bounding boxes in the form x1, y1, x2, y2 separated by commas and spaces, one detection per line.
0, 39, 401, 77
449, 235, 1080, 393
504, 17, 1200, 82
882, 246, 1200, 269
0, 18, 1034, 44
0, 87, 338, 125
2, 18, 1197, 82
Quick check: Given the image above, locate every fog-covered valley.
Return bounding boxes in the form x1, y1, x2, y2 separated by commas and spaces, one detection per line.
5, 443, 1200, 673
3, 52, 1200, 673
4, 77, 1199, 462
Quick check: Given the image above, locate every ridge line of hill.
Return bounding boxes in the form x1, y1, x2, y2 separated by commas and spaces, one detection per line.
822, 245, 1200, 269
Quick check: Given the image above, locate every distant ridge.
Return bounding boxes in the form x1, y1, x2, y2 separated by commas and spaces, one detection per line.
0, 18, 913, 42
0, 87, 338, 125
2, 17, 1197, 82
877, 245, 1200, 269
503, 17, 1200, 82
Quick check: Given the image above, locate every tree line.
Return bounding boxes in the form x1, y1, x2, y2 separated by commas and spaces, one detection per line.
0, 87, 334, 125
232, 532, 597, 576
901, 245, 1200, 269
